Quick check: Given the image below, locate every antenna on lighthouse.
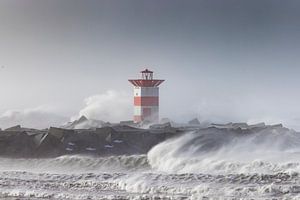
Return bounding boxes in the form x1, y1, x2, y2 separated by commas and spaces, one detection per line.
141, 69, 153, 80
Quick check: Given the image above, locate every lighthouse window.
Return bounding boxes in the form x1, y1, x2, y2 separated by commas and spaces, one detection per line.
136, 93, 138, 96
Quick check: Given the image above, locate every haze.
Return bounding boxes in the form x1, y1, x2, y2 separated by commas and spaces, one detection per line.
0, 0, 300, 130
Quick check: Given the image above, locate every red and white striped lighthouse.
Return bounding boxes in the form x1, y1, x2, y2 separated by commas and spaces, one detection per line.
129, 69, 164, 123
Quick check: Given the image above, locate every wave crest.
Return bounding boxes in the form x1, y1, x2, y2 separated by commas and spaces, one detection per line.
147, 127, 300, 174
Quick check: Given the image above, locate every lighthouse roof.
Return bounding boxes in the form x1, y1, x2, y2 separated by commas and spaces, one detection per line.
129, 68, 164, 87
128, 79, 164, 87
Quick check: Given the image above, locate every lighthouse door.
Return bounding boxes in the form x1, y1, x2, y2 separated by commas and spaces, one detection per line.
143, 108, 151, 119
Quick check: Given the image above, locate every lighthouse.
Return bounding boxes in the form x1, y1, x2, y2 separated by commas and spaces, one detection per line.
129, 69, 164, 123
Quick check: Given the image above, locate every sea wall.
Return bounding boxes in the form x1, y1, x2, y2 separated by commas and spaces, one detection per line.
0, 122, 288, 158
0, 124, 182, 158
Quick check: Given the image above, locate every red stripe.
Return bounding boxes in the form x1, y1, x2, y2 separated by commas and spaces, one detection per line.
134, 97, 159, 106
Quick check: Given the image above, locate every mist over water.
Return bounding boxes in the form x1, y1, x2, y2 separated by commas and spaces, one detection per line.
74, 90, 132, 123
0, 90, 132, 129
1, 89, 300, 131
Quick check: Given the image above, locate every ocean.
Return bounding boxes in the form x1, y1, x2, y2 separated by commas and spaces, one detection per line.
1, 127, 300, 199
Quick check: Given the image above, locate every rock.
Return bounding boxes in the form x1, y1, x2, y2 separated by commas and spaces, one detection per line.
269, 124, 283, 128
188, 118, 201, 125
232, 123, 249, 129
5, 125, 46, 136
211, 122, 250, 129
36, 133, 64, 157
62, 116, 105, 129
149, 122, 178, 135
0, 121, 293, 158
96, 126, 116, 142
0, 131, 35, 157
34, 127, 74, 157
248, 123, 266, 129
5, 125, 22, 131
150, 122, 172, 129
119, 120, 135, 127
62, 129, 105, 154
77, 115, 88, 123
48, 127, 74, 140
160, 118, 172, 124
32, 132, 46, 146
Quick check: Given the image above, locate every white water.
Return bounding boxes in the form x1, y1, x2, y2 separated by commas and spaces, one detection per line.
0, 155, 148, 174
148, 127, 300, 174
2, 127, 300, 199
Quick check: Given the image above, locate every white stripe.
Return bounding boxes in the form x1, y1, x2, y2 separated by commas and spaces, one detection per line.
134, 87, 159, 97
134, 106, 142, 115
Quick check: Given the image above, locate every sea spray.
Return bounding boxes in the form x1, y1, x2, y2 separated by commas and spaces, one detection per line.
147, 127, 300, 174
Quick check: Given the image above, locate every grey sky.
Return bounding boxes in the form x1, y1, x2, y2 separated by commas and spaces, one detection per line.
0, 0, 300, 129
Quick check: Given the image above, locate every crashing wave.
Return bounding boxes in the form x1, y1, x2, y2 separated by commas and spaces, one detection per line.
148, 126, 300, 174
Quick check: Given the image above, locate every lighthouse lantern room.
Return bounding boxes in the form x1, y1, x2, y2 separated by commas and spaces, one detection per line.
129, 69, 164, 123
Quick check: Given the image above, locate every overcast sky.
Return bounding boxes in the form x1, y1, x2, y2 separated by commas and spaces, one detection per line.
0, 0, 300, 129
